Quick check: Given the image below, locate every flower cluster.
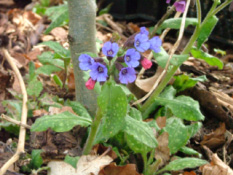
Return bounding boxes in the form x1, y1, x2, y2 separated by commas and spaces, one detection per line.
79, 26, 162, 89
166, 0, 186, 13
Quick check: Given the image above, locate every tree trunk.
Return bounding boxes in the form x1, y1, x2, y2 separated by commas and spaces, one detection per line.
68, 0, 97, 116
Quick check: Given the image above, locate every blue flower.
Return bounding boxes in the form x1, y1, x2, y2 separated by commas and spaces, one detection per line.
90, 62, 108, 82
134, 33, 150, 52
79, 54, 95, 71
149, 36, 162, 53
124, 48, 141, 68
102, 41, 119, 57
140, 27, 149, 36
119, 67, 136, 84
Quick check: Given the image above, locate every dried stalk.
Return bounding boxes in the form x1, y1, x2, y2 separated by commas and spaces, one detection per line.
133, 0, 191, 105
1, 114, 31, 129
0, 48, 28, 175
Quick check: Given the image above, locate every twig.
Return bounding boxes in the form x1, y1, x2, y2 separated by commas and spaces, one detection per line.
0, 48, 28, 175
133, 0, 191, 105
0, 114, 31, 129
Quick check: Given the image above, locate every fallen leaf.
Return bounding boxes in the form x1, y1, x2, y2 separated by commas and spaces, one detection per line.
33, 109, 48, 117
92, 144, 117, 160
155, 132, 170, 167
200, 123, 226, 149
200, 154, 233, 175
156, 117, 166, 129
183, 171, 196, 175
68, 70, 75, 90
24, 48, 41, 61
23, 11, 41, 25
99, 163, 141, 175
48, 106, 76, 115
50, 27, 68, 41
135, 67, 164, 92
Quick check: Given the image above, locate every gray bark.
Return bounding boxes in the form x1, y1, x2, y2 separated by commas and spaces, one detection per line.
68, 0, 97, 116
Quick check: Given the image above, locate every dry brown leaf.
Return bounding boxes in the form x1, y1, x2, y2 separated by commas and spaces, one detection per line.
200, 154, 233, 175
135, 67, 164, 92
68, 70, 75, 90
48, 106, 76, 115
92, 144, 118, 160
50, 27, 68, 41
33, 109, 48, 117
155, 132, 170, 167
183, 171, 196, 175
99, 163, 141, 175
24, 48, 41, 61
23, 11, 41, 25
200, 123, 226, 149
156, 117, 166, 129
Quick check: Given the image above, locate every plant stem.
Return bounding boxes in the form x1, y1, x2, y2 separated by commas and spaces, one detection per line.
151, 6, 175, 37
142, 153, 149, 175
82, 108, 102, 155
211, 0, 233, 16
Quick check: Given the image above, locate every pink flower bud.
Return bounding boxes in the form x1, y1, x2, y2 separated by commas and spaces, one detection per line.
141, 58, 152, 70
85, 78, 96, 90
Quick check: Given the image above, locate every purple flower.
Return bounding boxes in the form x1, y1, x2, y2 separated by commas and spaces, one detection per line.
166, 0, 171, 3
134, 33, 150, 52
119, 67, 136, 84
124, 48, 141, 68
174, 0, 186, 13
140, 27, 149, 36
79, 54, 95, 71
90, 62, 108, 82
149, 36, 162, 53
102, 41, 119, 57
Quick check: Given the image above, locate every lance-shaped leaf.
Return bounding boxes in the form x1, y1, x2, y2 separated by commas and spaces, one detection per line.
155, 95, 204, 121
124, 115, 158, 154
156, 157, 207, 174
31, 111, 92, 132
95, 83, 128, 143
156, 18, 198, 34
191, 48, 223, 69
197, 15, 218, 49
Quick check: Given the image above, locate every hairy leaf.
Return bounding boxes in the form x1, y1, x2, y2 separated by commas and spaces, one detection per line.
31, 111, 92, 132
124, 116, 158, 154
191, 48, 223, 69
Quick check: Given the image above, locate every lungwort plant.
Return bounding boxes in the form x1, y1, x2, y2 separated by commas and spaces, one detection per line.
30, 0, 233, 174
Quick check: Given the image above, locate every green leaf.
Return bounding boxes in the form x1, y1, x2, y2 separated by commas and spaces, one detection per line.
64, 155, 80, 169
129, 107, 142, 121
173, 74, 207, 92
38, 52, 64, 68
36, 65, 62, 75
29, 61, 36, 81
30, 149, 43, 169
165, 118, 191, 154
98, 3, 113, 16
156, 158, 207, 174
95, 83, 128, 143
27, 77, 43, 97
153, 48, 189, 68
191, 48, 223, 69
179, 146, 202, 157
52, 74, 63, 87
44, 4, 69, 34
157, 18, 198, 34
155, 96, 204, 121
65, 100, 92, 120
124, 116, 158, 154
40, 41, 70, 58
197, 16, 218, 49
31, 111, 92, 132
159, 86, 176, 100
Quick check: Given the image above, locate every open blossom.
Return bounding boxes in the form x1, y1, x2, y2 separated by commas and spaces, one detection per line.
141, 58, 152, 70
140, 27, 149, 36
90, 62, 108, 82
124, 48, 140, 68
134, 33, 150, 52
79, 54, 94, 71
149, 36, 162, 53
102, 41, 119, 57
85, 78, 96, 90
119, 67, 136, 84
166, 0, 171, 3
174, 0, 186, 13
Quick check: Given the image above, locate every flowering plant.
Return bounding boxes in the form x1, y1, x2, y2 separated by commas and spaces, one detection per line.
30, 0, 233, 174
